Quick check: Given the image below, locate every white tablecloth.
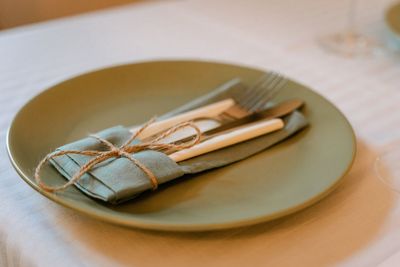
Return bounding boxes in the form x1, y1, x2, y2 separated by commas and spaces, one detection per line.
2, 0, 400, 266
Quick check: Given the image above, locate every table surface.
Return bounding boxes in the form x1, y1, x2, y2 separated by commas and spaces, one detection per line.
2, 0, 400, 266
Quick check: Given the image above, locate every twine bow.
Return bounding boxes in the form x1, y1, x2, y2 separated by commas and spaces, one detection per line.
35, 118, 202, 192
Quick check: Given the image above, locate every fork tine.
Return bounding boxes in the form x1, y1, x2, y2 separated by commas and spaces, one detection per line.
242, 72, 282, 109
249, 76, 288, 112
235, 72, 277, 108
230, 71, 287, 116
231, 73, 270, 103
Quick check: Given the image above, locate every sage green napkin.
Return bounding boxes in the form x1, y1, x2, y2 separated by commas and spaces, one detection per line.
50, 81, 308, 204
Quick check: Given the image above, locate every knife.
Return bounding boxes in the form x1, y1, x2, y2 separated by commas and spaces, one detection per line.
169, 118, 284, 162
161, 98, 304, 147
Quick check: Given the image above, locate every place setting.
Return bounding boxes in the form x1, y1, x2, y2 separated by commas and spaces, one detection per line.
7, 60, 356, 231
7, 0, 400, 265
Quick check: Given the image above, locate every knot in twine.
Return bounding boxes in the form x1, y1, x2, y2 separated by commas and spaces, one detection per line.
35, 118, 202, 192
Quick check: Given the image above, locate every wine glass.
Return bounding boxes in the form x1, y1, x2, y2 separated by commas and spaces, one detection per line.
318, 0, 382, 57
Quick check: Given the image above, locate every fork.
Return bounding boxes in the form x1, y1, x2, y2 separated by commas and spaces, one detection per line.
202, 72, 288, 124
133, 72, 288, 139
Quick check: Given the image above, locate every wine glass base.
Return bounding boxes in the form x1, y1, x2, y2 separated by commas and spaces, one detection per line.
319, 32, 382, 57
375, 143, 400, 193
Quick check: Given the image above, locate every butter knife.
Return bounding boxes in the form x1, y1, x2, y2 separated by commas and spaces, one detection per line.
162, 98, 304, 146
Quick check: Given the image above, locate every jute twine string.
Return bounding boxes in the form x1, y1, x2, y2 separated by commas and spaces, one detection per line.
35, 118, 202, 192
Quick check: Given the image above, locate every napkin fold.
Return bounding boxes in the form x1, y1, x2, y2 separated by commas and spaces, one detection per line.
50, 82, 309, 204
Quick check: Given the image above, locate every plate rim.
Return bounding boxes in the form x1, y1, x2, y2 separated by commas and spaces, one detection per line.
6, 59, 357, 231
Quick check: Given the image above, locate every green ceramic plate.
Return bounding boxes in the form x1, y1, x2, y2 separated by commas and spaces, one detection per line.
7, 60, 356, 231
386, 3, 400, 42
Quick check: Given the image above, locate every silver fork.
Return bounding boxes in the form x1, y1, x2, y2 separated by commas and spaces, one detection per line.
205, 72, 288, 124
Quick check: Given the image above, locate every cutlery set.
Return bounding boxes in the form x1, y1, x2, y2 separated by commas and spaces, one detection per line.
133, 73, 303, 162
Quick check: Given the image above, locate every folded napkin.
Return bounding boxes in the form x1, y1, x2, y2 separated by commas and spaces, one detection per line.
50, 82, 309, 204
